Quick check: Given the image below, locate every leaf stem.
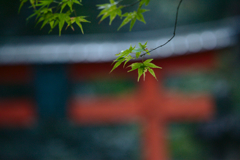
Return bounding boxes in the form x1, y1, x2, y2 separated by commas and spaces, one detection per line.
140, 0, 183, 57
142, 54, 145, 62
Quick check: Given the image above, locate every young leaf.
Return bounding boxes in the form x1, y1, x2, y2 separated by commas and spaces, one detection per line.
118, 12, 136, 31
137, 67, 144, 81
146, 50, 150, 55
138, 42, 146, 49
18, 0, 28, 13
110, 58, 125, 72
123, 59, 130, 67
132, 48, 144, 53
73, 16, 90, 34
30, 0, 36, 8
140, 0, 150, 6
123, 55, 134, 67
143, 59, 153, 64
147, 67, 158, 80
117, 2, 149, 31
136, 52, 141, 58
145, 62, 162, 69
97, 0, 122, 25
35, 0, 53, 8
136, 9, 148, 24
130, 17, 137, 31
128, 62, 142, 72
60, 3, 68, 13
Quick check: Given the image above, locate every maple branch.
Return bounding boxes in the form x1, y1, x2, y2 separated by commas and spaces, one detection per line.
140, 0, 183, 57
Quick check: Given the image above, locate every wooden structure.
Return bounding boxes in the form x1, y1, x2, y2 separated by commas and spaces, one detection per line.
69, 51, 215, 160
0, 50, 215, 159
0, 16, 238, 159
0, 65, 36, 127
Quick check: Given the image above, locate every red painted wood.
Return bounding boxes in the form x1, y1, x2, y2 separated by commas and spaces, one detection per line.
69, 95, 140, 124
0, 65, 32, 83
0, 51, 216, 158
69, 51, 216, 80
0, 99, 36, 127
0, 65, 35, 127
158, 51, 216, 73
68, 51, 216, 160
142, 119, 168, 160
163, 92, 214, 121
69, 73, 214, 160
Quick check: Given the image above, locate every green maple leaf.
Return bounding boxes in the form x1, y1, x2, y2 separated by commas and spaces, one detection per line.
110, 57, 125, 73
97, 0, 122, 25
18, 0, 28, 13
118, 8, 148, 31
110, 45, 135, 72
70, 16, 90, 34
127, 59, 162, 81
118, 12, 137, 31
128, 62, 143, 72
140, 0, 150, 6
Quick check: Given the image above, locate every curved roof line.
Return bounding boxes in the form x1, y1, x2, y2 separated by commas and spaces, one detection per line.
0, 17, 239, 64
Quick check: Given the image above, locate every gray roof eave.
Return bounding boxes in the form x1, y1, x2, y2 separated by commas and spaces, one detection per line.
0, 17, 239, 64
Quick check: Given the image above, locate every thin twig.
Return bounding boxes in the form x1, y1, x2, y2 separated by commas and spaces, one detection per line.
140, 0, 183, 57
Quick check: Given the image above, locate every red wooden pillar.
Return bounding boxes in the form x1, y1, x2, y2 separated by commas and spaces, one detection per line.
139, 73, 168, 160
142, 115, 168, 160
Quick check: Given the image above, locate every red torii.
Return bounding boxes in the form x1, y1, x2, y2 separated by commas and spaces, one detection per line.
69, 51, 215, 160
0, 51, 215, 159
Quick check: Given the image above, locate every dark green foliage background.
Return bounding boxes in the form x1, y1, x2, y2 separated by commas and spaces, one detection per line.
0, 0, 239, 36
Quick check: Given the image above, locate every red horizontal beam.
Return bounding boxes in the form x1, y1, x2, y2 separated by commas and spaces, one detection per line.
0, 65, 32, 84
0, 99, 36, 127
158, 51, 216, 73
69, 51, 216, 80
68, 95, 141, 125
162, 92, 215, 121
68, 93, 214, 125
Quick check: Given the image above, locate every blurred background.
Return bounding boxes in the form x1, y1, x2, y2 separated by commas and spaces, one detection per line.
0, 0, 240, 160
